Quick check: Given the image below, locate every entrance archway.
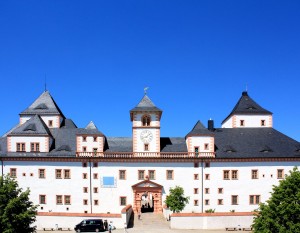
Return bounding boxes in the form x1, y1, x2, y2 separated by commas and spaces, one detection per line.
132, 180, 163, 213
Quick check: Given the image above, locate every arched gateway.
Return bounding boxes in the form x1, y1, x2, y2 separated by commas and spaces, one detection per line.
132, 180, 163, 213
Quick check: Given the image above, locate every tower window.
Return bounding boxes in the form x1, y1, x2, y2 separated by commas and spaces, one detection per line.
48, 120, 53, 127
194, 147, 199, 157
144, 144, 149, 151
142, 115, 151, 126
261, 120, 266, 126
240, 120, 245, 126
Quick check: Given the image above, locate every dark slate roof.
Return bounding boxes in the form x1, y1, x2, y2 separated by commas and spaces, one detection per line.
160, 137, 187, 152
186, 120, 214, 137
222, 91, 272, 124
130, 95, 162, 120
8, 115, 52, 136
214, 128, 300, 158
105, 137, 133, 152
20, 91, 65, 118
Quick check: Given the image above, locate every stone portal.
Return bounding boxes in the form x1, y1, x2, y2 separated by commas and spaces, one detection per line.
132, 180, 163, 213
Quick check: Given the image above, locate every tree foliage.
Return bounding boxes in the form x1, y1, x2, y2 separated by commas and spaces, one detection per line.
0, 175, 37, 233
252, 167, 300, 233
165, 186, 189, 213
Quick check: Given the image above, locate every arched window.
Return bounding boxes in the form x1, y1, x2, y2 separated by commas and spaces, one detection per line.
142, 115, 151, 126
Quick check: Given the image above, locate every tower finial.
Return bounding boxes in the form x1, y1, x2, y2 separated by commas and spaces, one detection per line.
144, 87, 149, 95
44, 74, 47, 92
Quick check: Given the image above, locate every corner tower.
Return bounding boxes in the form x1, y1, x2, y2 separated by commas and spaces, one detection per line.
130, 94, 162, 153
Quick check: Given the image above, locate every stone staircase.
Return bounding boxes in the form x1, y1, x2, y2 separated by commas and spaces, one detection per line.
128, 212, 170, 232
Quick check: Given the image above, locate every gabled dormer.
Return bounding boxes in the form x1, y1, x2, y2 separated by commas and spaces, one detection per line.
185, 120, 215, 157
7, 115, 53, 153
222, 91, 273, 128
130, 94, 162, 153
76, 121, 105, 156
19, 91, 65, 128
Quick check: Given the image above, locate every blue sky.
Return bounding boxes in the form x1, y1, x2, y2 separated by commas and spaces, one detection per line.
0, 1, 299, 141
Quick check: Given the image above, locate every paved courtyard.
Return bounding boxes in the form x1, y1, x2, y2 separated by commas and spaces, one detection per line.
37, 212, 252, 233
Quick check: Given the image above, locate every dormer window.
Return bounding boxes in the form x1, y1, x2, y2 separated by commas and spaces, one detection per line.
31, 143, 40, 152
261, 120, 265, 126
240, 120, 245, 126
17, 143, 25, 152
142, 115, 151, 126
194, 147, 199, 157
48, 120, 53, 127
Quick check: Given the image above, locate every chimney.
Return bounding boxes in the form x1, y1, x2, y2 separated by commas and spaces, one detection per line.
208, 119, 214, 131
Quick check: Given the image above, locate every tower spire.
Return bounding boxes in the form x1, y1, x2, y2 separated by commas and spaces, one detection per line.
144, 87, 149, 95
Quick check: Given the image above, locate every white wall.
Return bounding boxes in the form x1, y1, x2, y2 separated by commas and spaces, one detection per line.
2, 160, 299, 215
222, 115, 272, 128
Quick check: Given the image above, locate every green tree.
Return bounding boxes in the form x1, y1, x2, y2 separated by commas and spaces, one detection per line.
252, 167, 300, 233
0, 175, 37, 233
165, 186, 189, 213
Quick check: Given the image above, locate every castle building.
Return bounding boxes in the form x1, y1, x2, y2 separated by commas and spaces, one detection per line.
0, 90, 300, 218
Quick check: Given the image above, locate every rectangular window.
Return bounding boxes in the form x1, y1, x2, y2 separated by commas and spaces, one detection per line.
93, 173, 98, 179
56, 195, 63, 205
205, 174, 210, 180
82, 147, 87, 152
83, 187, 88, 193
30, 143, 40, 152
64, 195, 71, 205
144, 144, 149, 151
82, 136, 87, 142
55, 169, 62, 179
261, 120, 265, 126
218, 188, 223, 194
205, 199, 210, 205
83, 173, 88, 179
204, 143, 209, 150
194, 147, 199, 157
10, 168, 17, 178
166, 170, 174, 180
252, 170, 258, 179
231, 170, 238, 180
94, 200, 99, 205
119, 170, 126, 180
83, 199, 88, 205
194, 188, 199, 194
240, 120, 244, 126
48, 120, 53, 127
39, 169, 45, 179
82, 162, 87, 167
64, 169, 70, 179
149, 170, 155, 180
120, 196, 127, 206
93, 187, 98, 193
16, 143, 25, 152
223, 170, 230, 180
277, 169, 284, 179
194, 200, 199, 206
204, 162, 210, 168
250, 195, 260, 205
194, 174, 199, 180
93, 136, 97, 142
93, 162, 98, 167
194, 162, 199, 168
138, 170, 145, 180
39, 195, 46, 204
218, 199, 223, 205
205, 188, 210, 194
231, 195, 238, 205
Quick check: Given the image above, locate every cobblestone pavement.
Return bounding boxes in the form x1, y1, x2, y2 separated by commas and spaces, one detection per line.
37, 212, 251, 233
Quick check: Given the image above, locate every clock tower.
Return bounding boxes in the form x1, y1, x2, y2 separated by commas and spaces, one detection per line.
130, 94, 162, 153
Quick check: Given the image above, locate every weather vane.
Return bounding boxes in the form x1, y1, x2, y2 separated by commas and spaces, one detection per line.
144, 87, 149, 95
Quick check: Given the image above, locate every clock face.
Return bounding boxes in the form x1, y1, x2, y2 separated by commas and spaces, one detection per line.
140, 130, 153, 143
